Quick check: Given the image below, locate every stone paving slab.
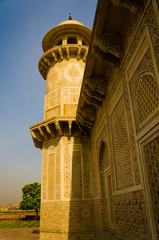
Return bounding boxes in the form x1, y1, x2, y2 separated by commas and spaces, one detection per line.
0, 228, 39, 240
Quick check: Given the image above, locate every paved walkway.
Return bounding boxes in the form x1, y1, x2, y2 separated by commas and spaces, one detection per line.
0, 228, 39, 240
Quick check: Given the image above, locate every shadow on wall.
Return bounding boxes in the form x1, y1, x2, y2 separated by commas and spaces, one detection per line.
68, 136, 95, 240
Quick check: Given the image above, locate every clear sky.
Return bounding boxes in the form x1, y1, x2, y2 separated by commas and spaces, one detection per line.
0, 0, 97, 205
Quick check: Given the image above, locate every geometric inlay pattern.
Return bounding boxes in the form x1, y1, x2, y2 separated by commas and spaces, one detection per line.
82, 138, 91, 198
42, 146, 48, 200
110, 96, 134, 190
40, 200, 94, 233
129, 49, 159, 133
93, 199, 102, 229
143, 136, 159, 239
42, 139, 61, 201
113, 190, 151, 239
64, 138, 71, 199
64, 104, 77, 116
72, 151, 82, 199
45, 88, 61, 110
48, 153, 55, 200
137, 74, 159, 124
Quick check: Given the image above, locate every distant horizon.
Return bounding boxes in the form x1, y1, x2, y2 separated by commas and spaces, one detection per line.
0, 204, 20, 207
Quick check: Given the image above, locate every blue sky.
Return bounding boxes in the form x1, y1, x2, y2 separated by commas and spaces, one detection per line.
0, 0, 97, 205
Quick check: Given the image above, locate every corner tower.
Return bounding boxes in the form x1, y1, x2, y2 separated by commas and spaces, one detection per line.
30, 18, 95, 240
40, 18, 90, 121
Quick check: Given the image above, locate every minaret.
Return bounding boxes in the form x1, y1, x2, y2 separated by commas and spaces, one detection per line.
30, 17, 95, 240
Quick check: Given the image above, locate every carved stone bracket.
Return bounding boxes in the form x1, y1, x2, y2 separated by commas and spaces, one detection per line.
76, 122, 90, 135
45, 124, 55, 137
55, 121, 62, 136
66, 47, 70, 60
77, 105, 97, 131
32, 138, 42, 149
92, 46, 119, 66
77, 47, 81, 60
40, 126, 51, 139
68, 120, 72, 136
58, 48, 63, 60
79, 106, 96, 123
83, 90, 103, 108
43, 57, 51, 67
95, 36, 124, 58
30, 117, 87, 149
51, 51, 58, 61
83, 49, 88, 62
31, 129, 45, 142
84, 85, 105, 102
77, 115, 93, 129
85, 77, 107, 96
38, 127, 47, 140
110, 0, 141, 14
39, 45, 89, 80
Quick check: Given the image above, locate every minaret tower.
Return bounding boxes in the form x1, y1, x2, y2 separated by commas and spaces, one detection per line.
30, 17, 95, 240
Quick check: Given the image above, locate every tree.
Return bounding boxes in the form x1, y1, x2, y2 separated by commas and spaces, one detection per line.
20, 182, 41, 219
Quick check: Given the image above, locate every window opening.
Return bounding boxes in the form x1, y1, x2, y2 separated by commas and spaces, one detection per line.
67, 37, 77, 44
57, 40, 62, 46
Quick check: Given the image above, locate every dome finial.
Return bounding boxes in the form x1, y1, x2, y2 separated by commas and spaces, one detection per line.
69, 13, 72, 20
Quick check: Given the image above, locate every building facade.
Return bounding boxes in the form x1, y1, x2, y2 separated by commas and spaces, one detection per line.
30, 0, 159, 239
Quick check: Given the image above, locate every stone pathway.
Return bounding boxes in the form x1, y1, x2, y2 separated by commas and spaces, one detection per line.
0, 228, 39, 240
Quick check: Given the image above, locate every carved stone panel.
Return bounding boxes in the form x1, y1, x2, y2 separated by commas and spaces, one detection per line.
110, 96, 134, 190
40, 201, 95, 240
71, 150, 82, 199
42, 145, 48, 201
143, 135, 159, 239
48, 152, 55, 200
63, 137, 71, 199
129, 49, 159, 132
42, 139, 61, 201
113, 190, 151, 240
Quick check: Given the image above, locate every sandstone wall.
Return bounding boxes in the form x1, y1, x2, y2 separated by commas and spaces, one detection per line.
40, 136, 95, 240
45, 58, 85, 119
90, 2, 159, 239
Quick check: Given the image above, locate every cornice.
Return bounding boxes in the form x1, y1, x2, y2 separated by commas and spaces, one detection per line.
76, 0, 142, 132
39, 45, 88, 80
30, 116, 87, 149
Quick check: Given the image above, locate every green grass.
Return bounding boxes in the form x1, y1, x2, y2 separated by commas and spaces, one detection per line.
0, 219, 40, 228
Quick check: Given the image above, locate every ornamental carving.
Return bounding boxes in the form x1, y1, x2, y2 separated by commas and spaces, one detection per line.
136, 73, 159, 125
67, 64, 80, 78
77, 114, 93, 129
105, 4, 159, 188
83, 90, 103, 108
78, 106, 96, 123
84, 85, 105, 102
113, 190, 150, 239
129, 50, 159, 132
110, 96, 134, 190
92, 46, 119, 66
85, 77, 106, 96
77, 107, 96, 129
95, 36, 124, 58
143, 136, 159, 239
110, 0, 141, 13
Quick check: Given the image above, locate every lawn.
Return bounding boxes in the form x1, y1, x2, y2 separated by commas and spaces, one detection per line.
0, 219, 40, 228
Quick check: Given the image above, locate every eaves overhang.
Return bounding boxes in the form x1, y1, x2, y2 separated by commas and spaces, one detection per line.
76, 0, 142, 134
39, 44, 89, 80
42, 20, 91, 52
30, 116, 86, 149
